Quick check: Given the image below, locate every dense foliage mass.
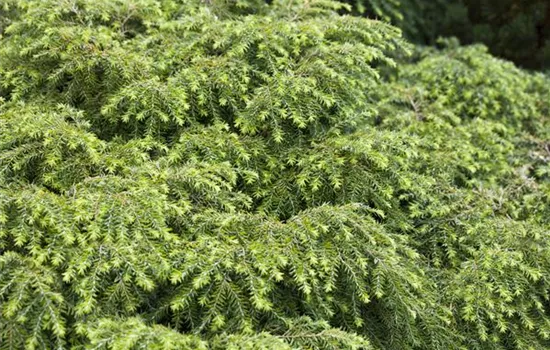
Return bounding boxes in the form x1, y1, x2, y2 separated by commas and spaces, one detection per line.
0, 0, 549, 349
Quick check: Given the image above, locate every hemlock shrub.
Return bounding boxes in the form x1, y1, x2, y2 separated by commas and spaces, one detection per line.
0, 0, 549, 349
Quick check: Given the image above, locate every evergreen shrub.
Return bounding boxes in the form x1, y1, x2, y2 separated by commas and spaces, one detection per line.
0, 0, 549, 349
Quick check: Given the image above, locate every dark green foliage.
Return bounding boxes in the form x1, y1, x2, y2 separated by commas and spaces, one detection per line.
459, 0, 550, 70
349, 0, 463, 45
1, 0, 549, 349
345, 0, 550, 69
359, 0, 550, 69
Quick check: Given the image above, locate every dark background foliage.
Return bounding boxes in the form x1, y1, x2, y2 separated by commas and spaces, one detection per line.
354, 0, 550, 70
